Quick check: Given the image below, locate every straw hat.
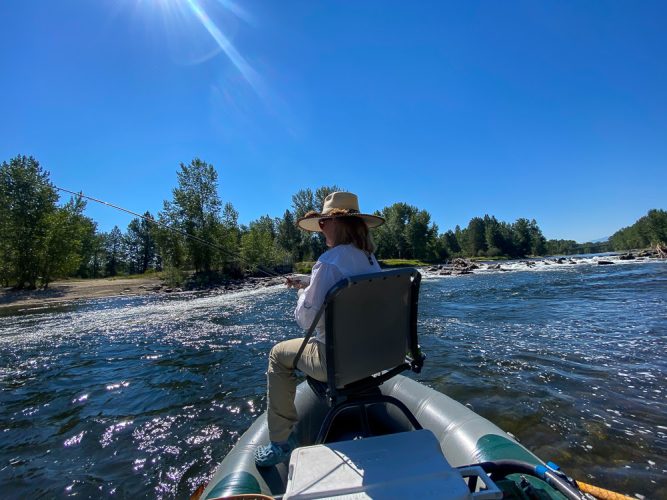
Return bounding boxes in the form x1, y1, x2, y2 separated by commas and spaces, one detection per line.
296, 191, 385, 232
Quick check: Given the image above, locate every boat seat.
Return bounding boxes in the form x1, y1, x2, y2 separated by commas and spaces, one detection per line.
293, 268, 425, 443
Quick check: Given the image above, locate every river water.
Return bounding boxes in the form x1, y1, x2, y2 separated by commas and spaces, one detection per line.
0, 256, 665, 499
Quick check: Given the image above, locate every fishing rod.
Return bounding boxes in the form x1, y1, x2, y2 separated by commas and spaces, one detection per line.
55, 186, 284, 279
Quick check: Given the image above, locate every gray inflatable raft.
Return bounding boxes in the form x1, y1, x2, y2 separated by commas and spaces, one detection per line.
199, 375, 584, 499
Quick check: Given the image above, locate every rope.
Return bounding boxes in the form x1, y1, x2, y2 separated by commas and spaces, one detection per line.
55, 186, 284, 278
575, 480, 634, 500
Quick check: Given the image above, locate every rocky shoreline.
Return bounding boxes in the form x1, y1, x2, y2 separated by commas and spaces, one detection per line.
2, 249, 664, 311
424, 249, 664, 276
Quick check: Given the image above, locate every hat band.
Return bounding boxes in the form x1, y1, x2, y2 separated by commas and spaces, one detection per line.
302, 208, 360, 219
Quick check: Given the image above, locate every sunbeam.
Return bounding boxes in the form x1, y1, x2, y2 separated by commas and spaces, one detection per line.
140, 0, 263, 96
183, 0, 265, 97
214, 0, 253, 25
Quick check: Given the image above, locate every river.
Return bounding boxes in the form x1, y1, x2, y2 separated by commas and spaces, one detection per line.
0, 255, 665, 499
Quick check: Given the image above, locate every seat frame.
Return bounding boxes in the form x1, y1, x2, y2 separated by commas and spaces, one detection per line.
293, 268, 425, 443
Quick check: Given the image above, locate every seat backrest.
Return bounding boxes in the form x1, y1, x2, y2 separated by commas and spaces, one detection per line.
323, 268, 421, 389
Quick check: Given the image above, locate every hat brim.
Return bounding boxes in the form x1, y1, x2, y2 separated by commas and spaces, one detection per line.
297, 213, 385, 232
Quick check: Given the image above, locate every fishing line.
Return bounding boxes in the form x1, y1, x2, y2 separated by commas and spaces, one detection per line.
55, 186, 283, 278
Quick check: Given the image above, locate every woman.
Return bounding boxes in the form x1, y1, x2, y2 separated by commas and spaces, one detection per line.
254, 191, 385, 467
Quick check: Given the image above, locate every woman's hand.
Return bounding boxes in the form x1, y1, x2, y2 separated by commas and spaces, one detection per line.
285, 277, 309, 289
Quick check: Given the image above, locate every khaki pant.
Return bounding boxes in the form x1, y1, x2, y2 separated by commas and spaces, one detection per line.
267, 338, 327, 442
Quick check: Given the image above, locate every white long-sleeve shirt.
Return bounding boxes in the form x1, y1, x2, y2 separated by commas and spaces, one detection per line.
294, 244, 381, 343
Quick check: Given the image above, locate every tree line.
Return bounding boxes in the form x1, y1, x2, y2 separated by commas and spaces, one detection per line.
1, 155, 664, 289
608, 209, 667, 250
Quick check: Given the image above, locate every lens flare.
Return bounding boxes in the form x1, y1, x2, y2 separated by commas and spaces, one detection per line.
214, 0, 253, 25
184, 0, 265, 97
139, 0, 263, 96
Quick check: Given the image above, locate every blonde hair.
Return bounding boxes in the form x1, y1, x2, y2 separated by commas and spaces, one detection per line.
330, 216, 376, 253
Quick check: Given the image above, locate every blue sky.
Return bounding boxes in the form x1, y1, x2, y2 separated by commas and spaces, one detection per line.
1, 0, 665, 243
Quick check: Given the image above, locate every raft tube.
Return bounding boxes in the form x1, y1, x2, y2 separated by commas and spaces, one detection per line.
200, 375, 570, 499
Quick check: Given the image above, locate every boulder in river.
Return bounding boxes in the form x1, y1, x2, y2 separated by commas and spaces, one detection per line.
451, 258, 478, 271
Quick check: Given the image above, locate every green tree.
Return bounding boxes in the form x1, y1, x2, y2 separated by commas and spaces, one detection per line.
104, 226, 125, 277
240, 216, 285, 273
125, 212, 157, 274
0, 155, 58, 288
440, 230, 461, 258
429, 235, 450, 261
39, 196, 91, 287
374, 203, 411, 259
506, 218, 546, 257
406, 210, 438, 260
498, 221, 517, 256
528, 219, 547, 256
276, 209, 300, 260
374, 203, 439, 260
291, 188, 316, 219
155, 209, 186, 270
610, 209, 667, 250
450, 215, 547, 258
645, 209, 667, 245
511, 218, 533, 257
215, 202, 243, 277
215, 202, 242, 276
462, 217, 487, 257
75, 217, 103, 278
161, 158, 222, 273
545, 239, 577, 255
483, 215, 506, 257
86, 232, 106, 278
0, 170, 11, 286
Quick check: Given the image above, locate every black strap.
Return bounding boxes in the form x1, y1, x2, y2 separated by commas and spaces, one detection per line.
292, 302, 327, 369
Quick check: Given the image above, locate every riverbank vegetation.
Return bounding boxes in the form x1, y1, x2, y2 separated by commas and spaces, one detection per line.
1, 154, 665, 289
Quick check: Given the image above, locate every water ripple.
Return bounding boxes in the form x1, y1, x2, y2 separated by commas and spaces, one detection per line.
1, 262, 666, 498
